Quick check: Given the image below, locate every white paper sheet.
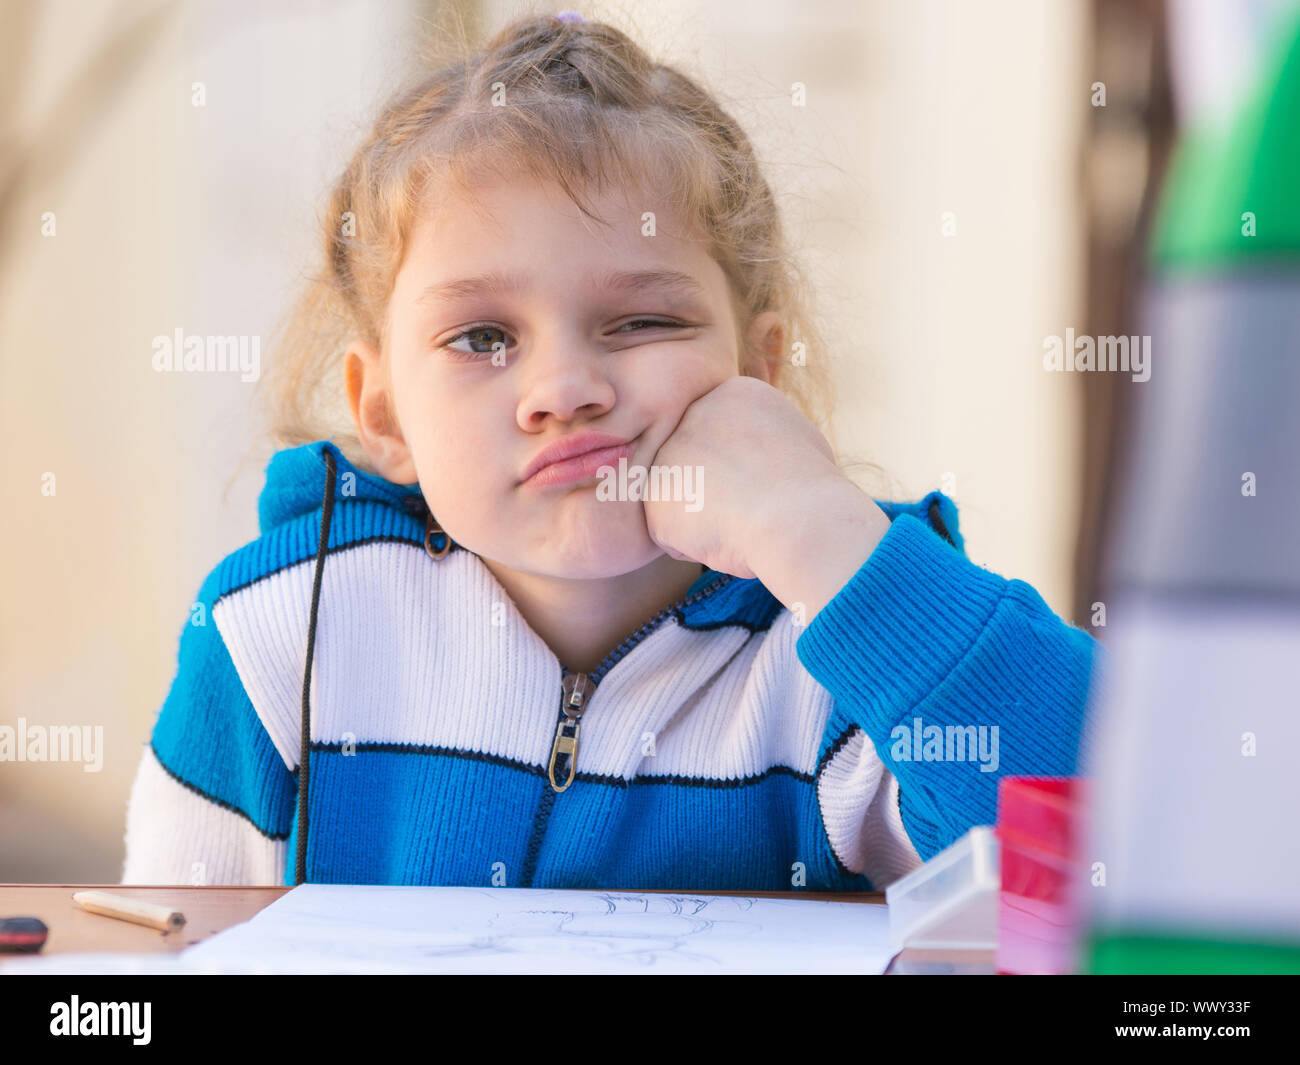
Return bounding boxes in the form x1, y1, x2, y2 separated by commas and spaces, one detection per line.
1, 886, 896, 974
172, 884, 896, 974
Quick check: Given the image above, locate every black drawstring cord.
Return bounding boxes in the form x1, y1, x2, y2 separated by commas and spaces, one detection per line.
295, 448, 337, 886
928, 498, 956, 548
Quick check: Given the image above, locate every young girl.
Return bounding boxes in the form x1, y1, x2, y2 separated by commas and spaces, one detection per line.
122, 12, 1096, 891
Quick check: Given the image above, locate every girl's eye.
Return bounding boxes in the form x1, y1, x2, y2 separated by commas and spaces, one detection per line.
443, 325, 510, 359
616, 318, 682, 334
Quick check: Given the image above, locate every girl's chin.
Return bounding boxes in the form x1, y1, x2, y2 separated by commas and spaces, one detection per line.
474, 532, 660, 579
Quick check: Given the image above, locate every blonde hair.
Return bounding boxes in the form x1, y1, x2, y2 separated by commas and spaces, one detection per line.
255, 10, 840, 479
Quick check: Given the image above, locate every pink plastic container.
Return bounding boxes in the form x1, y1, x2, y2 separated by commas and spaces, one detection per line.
995, 776, 1085, 975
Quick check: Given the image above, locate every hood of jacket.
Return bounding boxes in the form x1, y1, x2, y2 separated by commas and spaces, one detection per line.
258, 439, 427, 534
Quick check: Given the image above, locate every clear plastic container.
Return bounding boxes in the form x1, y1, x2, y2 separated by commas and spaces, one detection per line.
885, 825, 1000, 950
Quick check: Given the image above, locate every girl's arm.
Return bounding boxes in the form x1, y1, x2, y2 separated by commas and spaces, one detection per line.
790, 499, 1097, 864
122, 579, 297, 886
639, 376, 1094, 876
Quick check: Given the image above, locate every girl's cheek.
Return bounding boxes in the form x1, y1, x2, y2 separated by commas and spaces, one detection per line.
626, 345, 699, 390
646, 358, 728, 413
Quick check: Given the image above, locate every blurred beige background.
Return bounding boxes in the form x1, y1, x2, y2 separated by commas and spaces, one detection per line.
1, 0, 1085, 881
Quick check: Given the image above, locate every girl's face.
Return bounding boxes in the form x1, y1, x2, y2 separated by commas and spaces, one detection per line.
348, 171, 779, 579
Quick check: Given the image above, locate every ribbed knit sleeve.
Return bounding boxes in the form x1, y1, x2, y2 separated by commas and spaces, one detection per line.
796, 513, 1097, 864
121, 575, 296, 886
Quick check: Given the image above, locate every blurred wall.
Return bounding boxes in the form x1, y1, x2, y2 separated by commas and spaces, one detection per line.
1, 0, 1084, 881
1, 0, 423, 880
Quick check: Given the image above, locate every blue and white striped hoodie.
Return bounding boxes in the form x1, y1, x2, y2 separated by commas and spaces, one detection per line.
122, 439, 1097, 891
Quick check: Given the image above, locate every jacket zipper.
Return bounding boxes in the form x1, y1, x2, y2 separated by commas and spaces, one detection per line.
543, 571, 735, 794
546, 671, 590, 791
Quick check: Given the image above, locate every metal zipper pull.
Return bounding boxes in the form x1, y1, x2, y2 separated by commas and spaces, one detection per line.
548, 671, 590, 792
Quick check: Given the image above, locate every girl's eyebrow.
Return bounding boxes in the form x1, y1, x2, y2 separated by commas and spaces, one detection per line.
416, 268, 708, 305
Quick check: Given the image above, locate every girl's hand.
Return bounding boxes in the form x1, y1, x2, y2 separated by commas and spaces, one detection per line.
644, 375, 891, 620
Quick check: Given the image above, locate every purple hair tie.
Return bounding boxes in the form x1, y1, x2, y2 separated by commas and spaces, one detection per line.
556, 11, 585, 23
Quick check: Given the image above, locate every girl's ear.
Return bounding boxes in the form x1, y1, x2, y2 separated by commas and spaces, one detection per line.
742, 311, 784, 388
344, 338, 418, 484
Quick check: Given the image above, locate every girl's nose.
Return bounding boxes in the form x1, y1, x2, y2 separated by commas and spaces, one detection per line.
516, 336, 617, 428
